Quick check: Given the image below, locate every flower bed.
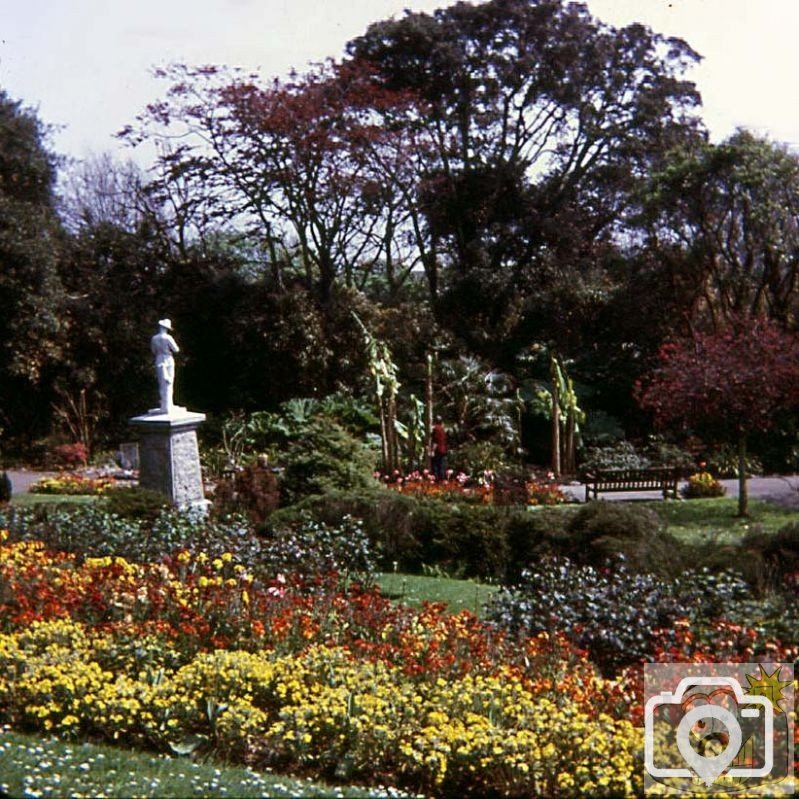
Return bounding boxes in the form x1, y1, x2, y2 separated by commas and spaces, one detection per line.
2, 519, 796, 796
381, 470, 569, 506
681, 471, 726, 498
29, 474, 115, 496
0, 530, 638, 797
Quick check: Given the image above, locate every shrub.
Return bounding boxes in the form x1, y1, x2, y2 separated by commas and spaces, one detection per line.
270, 488, 518, 580
579, 440, 650, 472
0, 503, 243, 569
0, 502, 376, 590
642, 435, 696, 474
503, 509, 568, 580
424, 503, 511, 580
743, 522, 799, 591
102, 487, 171, 521
50, 442, 88, 469
562, 501, 681, 576
269, 487, 424, 572
212, 460, 280, 526
706, 443, 763, 478
263, 512, 378, 587
492, 468, 529, 506
486, 556, 753, 674
579, 438, 694, 474
580, 409, 626, 447
681, 471, 726, 498
450, 439, 512, 474
278, 420, 378, 505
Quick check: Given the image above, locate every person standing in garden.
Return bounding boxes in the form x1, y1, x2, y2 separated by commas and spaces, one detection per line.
430, 416, 448, 481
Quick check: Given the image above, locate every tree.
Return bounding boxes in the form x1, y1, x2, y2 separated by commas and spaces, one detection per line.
123, 61, 418, 304
634, 131, 799, 333
0, 90, 66, 443
57, 153, 148, 234
349, 0, 704, 359
636, 316, 799, 516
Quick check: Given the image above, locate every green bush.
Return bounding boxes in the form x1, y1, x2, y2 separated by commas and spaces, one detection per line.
449, 439, 512, 475
259, 512, 379, 587
643, 436, 696, 474
270, 488, 514, 580
278, 420, 378, 505
0, 503, 377, 589
491, 468, 529, 506
579, 441, 649, 472
268, 487, 424, 572
562, 501, 683, 577
425, 503, 510, 580
706, 444, 763, 478
102, 487, 171, 521
270, 487, 577, 582
503, 509, 569, 580
487, 556, 752, 675
579, 437, 694, 474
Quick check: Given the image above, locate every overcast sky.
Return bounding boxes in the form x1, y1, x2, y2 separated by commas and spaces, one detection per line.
1, 0, 798, 165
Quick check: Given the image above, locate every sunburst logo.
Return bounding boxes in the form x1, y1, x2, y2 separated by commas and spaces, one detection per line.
745, 665, 793, 714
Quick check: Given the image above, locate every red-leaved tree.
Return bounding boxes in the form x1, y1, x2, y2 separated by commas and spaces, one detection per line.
636, 316, 799, 516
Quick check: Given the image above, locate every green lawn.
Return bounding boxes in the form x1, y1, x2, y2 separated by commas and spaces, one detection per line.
10, 492, 98, 506
0, 728, 416, 799
377, 572, 498, 616
644, 497, 797, 544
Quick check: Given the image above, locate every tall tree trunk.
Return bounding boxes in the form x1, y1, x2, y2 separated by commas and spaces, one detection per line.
737, 432, 749, 517
379, 403, 390, 473
551, 378, 561, 478
563, 409, 576, 475
425, 354, 434, 470
387, 393, 398, 473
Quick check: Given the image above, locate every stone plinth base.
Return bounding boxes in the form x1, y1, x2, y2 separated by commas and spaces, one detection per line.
129, 409, 206, 509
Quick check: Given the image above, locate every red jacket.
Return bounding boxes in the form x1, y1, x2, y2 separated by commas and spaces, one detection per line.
431, 423, 447, 455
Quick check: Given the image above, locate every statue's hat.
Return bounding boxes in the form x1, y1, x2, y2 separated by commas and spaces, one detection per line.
158, 318, 172, 330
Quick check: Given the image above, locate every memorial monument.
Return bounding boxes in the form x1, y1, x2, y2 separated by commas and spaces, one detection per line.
129, 319, 207, 509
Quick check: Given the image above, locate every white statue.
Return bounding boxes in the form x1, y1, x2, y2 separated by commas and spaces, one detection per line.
151, 318, 180, 413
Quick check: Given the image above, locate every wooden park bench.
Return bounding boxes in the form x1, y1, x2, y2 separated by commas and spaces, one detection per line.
581, 467, 680, 501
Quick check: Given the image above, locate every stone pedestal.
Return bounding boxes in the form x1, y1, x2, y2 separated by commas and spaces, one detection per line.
129, 408, 207, 509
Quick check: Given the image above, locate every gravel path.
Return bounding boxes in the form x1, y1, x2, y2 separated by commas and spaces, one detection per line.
4, 470, 57, 494
559, 475, 799, 507
5, 469, 799, 509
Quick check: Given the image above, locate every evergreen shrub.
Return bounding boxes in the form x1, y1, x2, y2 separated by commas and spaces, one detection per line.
102, 487, 170, 521
270, 488, 518, 580
278, 420, 378, 505
561, 501, 683, 577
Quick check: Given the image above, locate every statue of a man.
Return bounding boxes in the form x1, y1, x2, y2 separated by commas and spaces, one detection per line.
151, 318, 180, 413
